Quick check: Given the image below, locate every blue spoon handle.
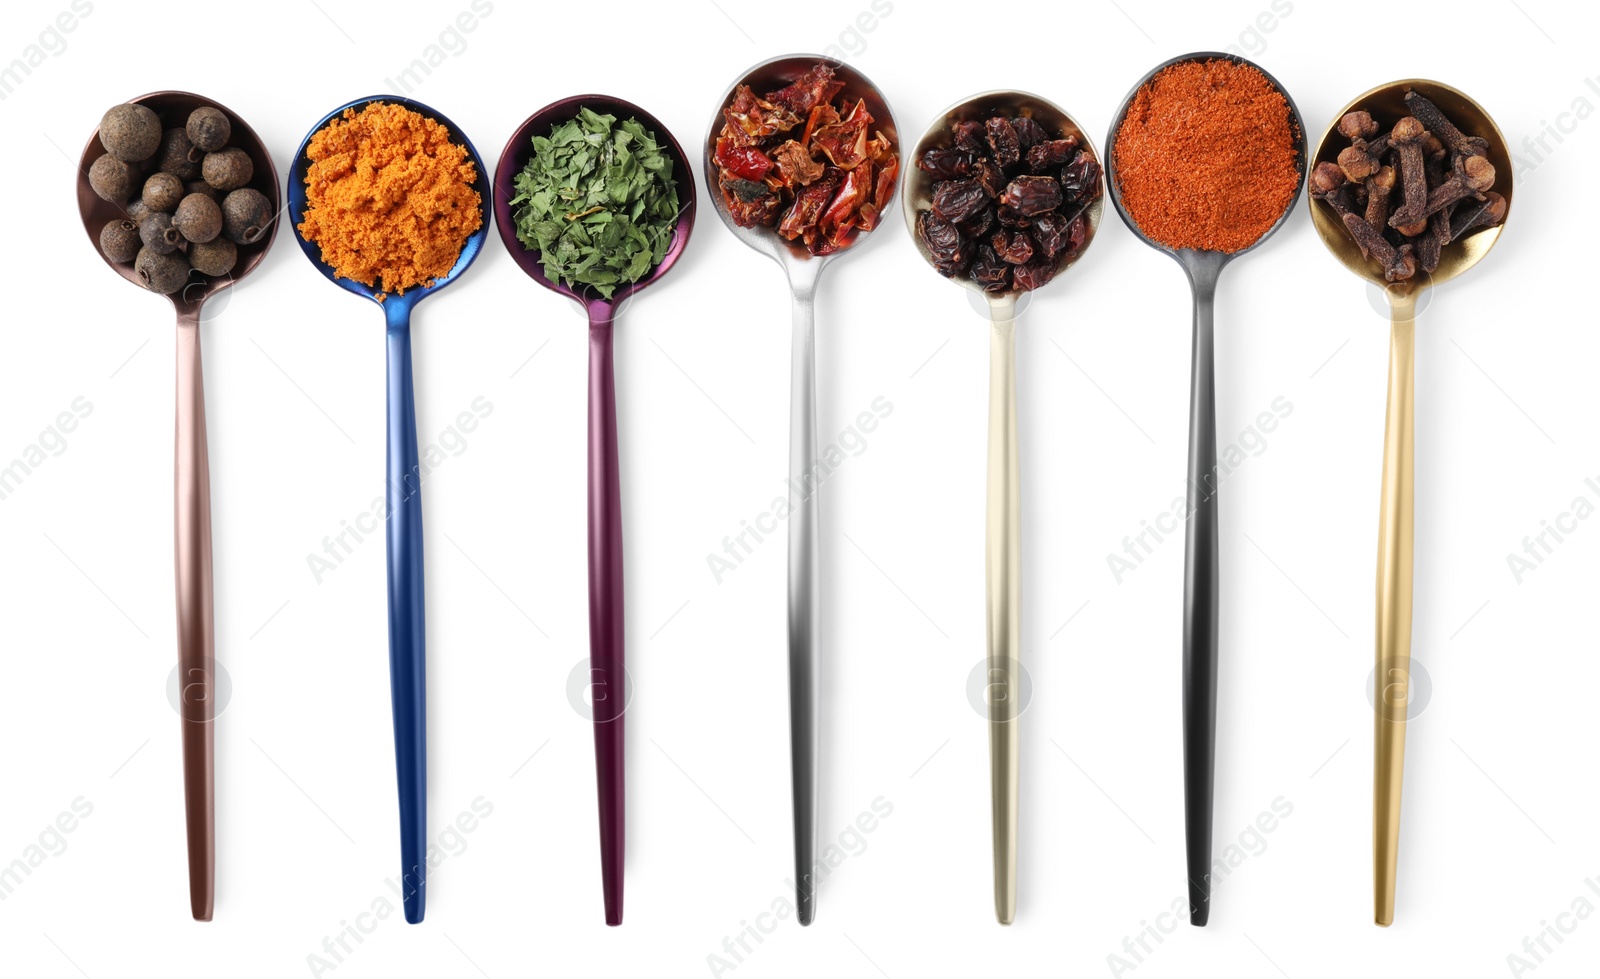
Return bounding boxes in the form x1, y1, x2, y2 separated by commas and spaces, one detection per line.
385, 299, 427, 924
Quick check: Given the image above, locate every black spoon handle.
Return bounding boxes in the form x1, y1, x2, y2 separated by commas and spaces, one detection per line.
1182, 253, 1223, 927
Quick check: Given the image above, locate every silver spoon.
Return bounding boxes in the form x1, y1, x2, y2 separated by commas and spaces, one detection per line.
703, 54, 898, 926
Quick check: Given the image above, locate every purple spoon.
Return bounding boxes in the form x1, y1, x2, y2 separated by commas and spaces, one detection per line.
493, 95, 695, 926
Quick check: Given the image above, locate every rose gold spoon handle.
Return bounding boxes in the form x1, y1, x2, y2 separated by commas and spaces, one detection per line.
174, 304, 215, 921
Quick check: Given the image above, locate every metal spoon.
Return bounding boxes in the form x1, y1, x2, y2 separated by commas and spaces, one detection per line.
493, 95, 695, 926
1104, 52, 1306, 927
1307, 80, 1512, 928
902, 91, 1102, 925
288, 96, 491, 925
703, 54, 898, 927
76, 91, 279, 922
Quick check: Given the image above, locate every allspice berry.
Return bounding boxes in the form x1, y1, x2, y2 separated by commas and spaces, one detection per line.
99, 219, 141, 263
184, 180, 219, 202
99, 103, 162, 162
222, 188, 273, 244
173, 193, 222, 243
188, 238, 237, 277
125, 198, 153, 225
88, 153, 134, 203
139, 212, 183, 255
186, 106, 231, 153
202, 147, 253, 191
142, 172, 185, 212
135, 246, 191, 294
156, 128, 201, 180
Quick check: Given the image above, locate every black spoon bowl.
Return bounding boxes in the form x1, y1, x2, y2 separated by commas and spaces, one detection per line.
1103, 51, 1306, 929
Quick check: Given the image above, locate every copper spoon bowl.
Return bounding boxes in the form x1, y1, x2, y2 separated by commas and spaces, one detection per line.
75, 91, 280, 922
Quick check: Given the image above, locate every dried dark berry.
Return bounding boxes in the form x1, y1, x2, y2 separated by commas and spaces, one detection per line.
968, 244, 1010, 292
985, 117, 1021, 167
139, 213, 182, 255
174, 193, 223, 243
188, 238, 237, 277
99, 219, 141, 263
202, 147, 253, 191
1011, 116, 1048, 149
1001, 175, 1063, 216
931, 179, 989, 224
142, 172, 185, 212
959, 206, 996, 240
917, 211, 971, 277
952, 120, 985, 154
972, 159, 1006, 199
992, 230, 1035, 265
136, 246, 191, 294
1060, 150, 1103, 204
100, 103, 162, 162
222, 188, 272, 244
157, 128, 202, 180
186, 106, 231, 153
88, 153, 134, 203
1012, 258, 1056, 292
1029, 211, 1071, 261
1026, 137, 1080, 173
917, 146, 973, 180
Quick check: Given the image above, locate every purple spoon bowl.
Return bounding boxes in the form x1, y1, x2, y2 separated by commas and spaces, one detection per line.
492, 95, 694, 928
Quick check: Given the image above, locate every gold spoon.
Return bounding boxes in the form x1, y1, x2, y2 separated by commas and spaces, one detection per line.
1307, 79, 1513, 927
901, 92, 1103, 924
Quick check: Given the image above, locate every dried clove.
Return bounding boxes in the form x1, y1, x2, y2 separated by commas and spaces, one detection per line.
1404, 89, 1488, 158
1448, 192, 1507, 241
1387, 117, 1431, 229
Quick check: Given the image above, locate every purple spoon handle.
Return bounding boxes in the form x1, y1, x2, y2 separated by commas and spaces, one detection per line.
586, 298, 626, 926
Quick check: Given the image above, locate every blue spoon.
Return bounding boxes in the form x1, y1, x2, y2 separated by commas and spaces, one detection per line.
287, 95, 490, 924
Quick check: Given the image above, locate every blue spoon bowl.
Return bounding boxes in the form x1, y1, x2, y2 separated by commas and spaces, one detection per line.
287, 95, 491, 925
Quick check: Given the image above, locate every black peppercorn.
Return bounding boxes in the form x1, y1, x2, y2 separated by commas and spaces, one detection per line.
156, 128, 201, 180
99, 219, 141, 263
186, 106, 231, 153
222, 188, 272, 244
139, 213, 183, 255
135, 246, 191, 294
201, 147, 253, 191
173, 193, 223, 243
88, 153, 134, 203
142, 172, 185, 212
100, 103, 162, 162
188, 238, 237, 277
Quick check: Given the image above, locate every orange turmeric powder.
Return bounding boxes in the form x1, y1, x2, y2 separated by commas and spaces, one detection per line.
298, 102, 482, 294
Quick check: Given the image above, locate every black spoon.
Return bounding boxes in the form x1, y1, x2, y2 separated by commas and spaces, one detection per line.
1103, 52, 1306, 927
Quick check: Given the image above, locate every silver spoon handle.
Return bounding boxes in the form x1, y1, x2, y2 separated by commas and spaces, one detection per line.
787, 276, 821, 926
985, 296, 1021, 925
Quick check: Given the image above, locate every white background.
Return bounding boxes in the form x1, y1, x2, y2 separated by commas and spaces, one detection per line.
2, 0, 1596, 976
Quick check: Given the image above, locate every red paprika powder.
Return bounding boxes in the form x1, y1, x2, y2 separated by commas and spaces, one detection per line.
1113, 60, 1300, 253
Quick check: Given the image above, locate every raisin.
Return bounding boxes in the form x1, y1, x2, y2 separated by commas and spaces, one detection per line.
1060, 151, 1103, 204
917, 211, 971, 276
1011, 116, 1048, 149
991, 230, 1035, 265
1012, 257, 1056, 292
931, 179, 989, 224
1001, 175, 1063, 216
968, 243, 1010, 292
959, 206, 996, 239
1030, 211, 1070, 261
986, 117, 1021, 167
918, 146, 973, 180
1026, 137, 1080, 173
953, 120, 985, 154
972, 158, 1006, 199
996, 204, 1031, 229
1063, 213, 1089, 258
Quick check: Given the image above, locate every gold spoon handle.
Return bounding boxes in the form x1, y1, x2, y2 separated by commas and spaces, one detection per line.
1374, 289, 1417, 927
985, 295, 1021, 925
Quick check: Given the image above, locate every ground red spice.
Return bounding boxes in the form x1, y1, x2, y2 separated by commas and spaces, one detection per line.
1113, 60, 1300, 253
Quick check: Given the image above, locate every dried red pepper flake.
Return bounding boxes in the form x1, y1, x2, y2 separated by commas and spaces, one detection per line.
713, 63, 897, 254
1112, 59, 1299, 254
